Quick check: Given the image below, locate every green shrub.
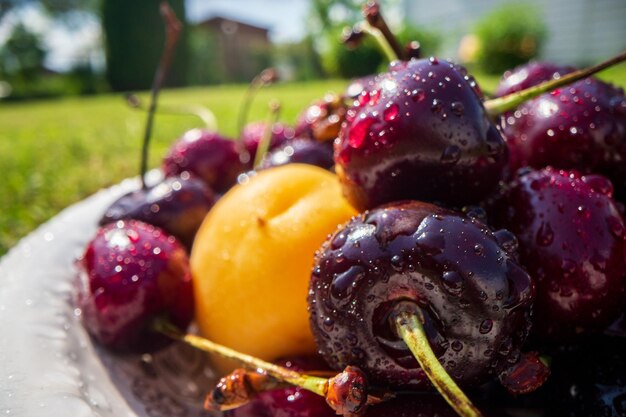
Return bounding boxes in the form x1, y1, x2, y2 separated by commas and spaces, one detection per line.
474, 3, 547, 74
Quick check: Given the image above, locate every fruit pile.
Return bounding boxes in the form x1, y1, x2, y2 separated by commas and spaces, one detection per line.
72, 2, 626, 417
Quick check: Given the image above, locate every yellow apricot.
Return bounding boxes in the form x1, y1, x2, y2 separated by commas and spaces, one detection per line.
190, 164, 357, 373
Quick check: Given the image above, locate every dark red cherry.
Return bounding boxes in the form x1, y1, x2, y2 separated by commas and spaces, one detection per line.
309, 201, 535, 390
495, 61, 575, 97
489, 168, 626, 342
259, 138, 334, 171
500, 78, 626, 197
162, 129, 249, 193
99, 174, 217, 248
241, 121, 295, 162
335, 58, 507, 211
75, 220, 193, 351
295, 94, 348, 142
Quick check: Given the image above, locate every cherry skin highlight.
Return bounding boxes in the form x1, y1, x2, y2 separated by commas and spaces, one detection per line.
309, 201, 534, 390
335, 58, 507, 211
489, 167, 626, 342
75, 220, 193, 352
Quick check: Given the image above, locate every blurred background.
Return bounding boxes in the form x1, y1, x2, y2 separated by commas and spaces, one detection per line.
2, 0, 625, 98
1, 0, 625, 255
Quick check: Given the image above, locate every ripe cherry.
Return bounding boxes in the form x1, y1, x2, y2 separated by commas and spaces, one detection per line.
489, 168, 626, 342
99, 173, 217, 248
499, 77, 626, 196
495, 61, 575, 97
241, 121, 295, 162
259, 138, 334, 171
335, 58, 507, 211
295, 93, 348, 143
309, 201, 542, 416
75, 220, 194, 352
162, 128, 249, 193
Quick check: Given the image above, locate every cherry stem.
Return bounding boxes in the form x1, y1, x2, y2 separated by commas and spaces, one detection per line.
362, 1, 405, 60
484, 49, 626, 116
153, 319, 327, 396
393, 309, 484, 417
354, 21, 398, 62
140, 1, 182, 189
153, 318, 386, 415
236, 68, 279, 142
253, 100, 281, 168
205, 368, 337, 411
125, 93, 217, 131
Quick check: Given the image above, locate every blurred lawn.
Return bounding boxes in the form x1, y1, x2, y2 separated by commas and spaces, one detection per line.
1, 67, 626, 256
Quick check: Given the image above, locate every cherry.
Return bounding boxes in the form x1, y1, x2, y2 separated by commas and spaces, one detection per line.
259, 138, 334, 171
99, 173, 217, 248
295, 93, 348, 143
75, 220, 194, 352
309, 201, 542, 416
162, 128, 249, 193
500, 77, 626, 195
489, 167, 626, 342
335, 58, 507, 211
495, 61, 575, 97
241, 121, 295, 162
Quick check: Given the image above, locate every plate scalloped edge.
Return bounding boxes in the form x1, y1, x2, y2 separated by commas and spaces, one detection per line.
0, 171, 218, 417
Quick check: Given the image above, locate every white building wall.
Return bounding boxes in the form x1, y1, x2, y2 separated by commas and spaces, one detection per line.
403, 0, 626, 65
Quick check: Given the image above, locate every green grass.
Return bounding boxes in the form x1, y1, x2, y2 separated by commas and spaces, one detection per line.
0, 79, 347, 256
1, 66, 626, 257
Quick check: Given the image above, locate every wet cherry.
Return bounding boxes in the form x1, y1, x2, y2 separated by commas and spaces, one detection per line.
162, 128, 249, 193
241, 121, 295, 163
295, 93, 348, 143
309, 201, 539, 395
495, 61, 575, 97
489, 167, 626, 342
99, 173, 217, 248
335, 58, 507, 211
499, 77, 626, 196
75, 220, 193, 351
259, 138, 334, 171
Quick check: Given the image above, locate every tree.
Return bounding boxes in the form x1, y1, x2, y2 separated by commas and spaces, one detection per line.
0, 23, 46, 81
102, 0, 188, 91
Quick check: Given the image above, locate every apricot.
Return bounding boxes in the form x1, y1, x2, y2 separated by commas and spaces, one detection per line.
190, 164, 357, 372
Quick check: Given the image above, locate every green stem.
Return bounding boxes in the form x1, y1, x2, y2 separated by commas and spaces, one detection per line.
140, 1, 182, 189
253, 101, 281, 168
152, 318, 328, 396
484, 49, 626, 116
393, 310, 484, 417
356, 21, 399, 62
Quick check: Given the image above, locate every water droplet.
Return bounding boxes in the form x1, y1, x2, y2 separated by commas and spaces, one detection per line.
330, 265, 365, 305
383, 104, 399, 121
479, 319, 493, 334
429, 56, 439, 65
323, 316, 334, 331
450, 101, 464, 116
473, 244, 484, 255
441, 271, 463, 296
451, 340, 463, 352
348, 117, 376, 149
494, 229, 518, 254
410, 89, 425, 102
330, 233, 347, 250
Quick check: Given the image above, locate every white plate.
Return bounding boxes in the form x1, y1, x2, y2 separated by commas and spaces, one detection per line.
0, 172, 219, 417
